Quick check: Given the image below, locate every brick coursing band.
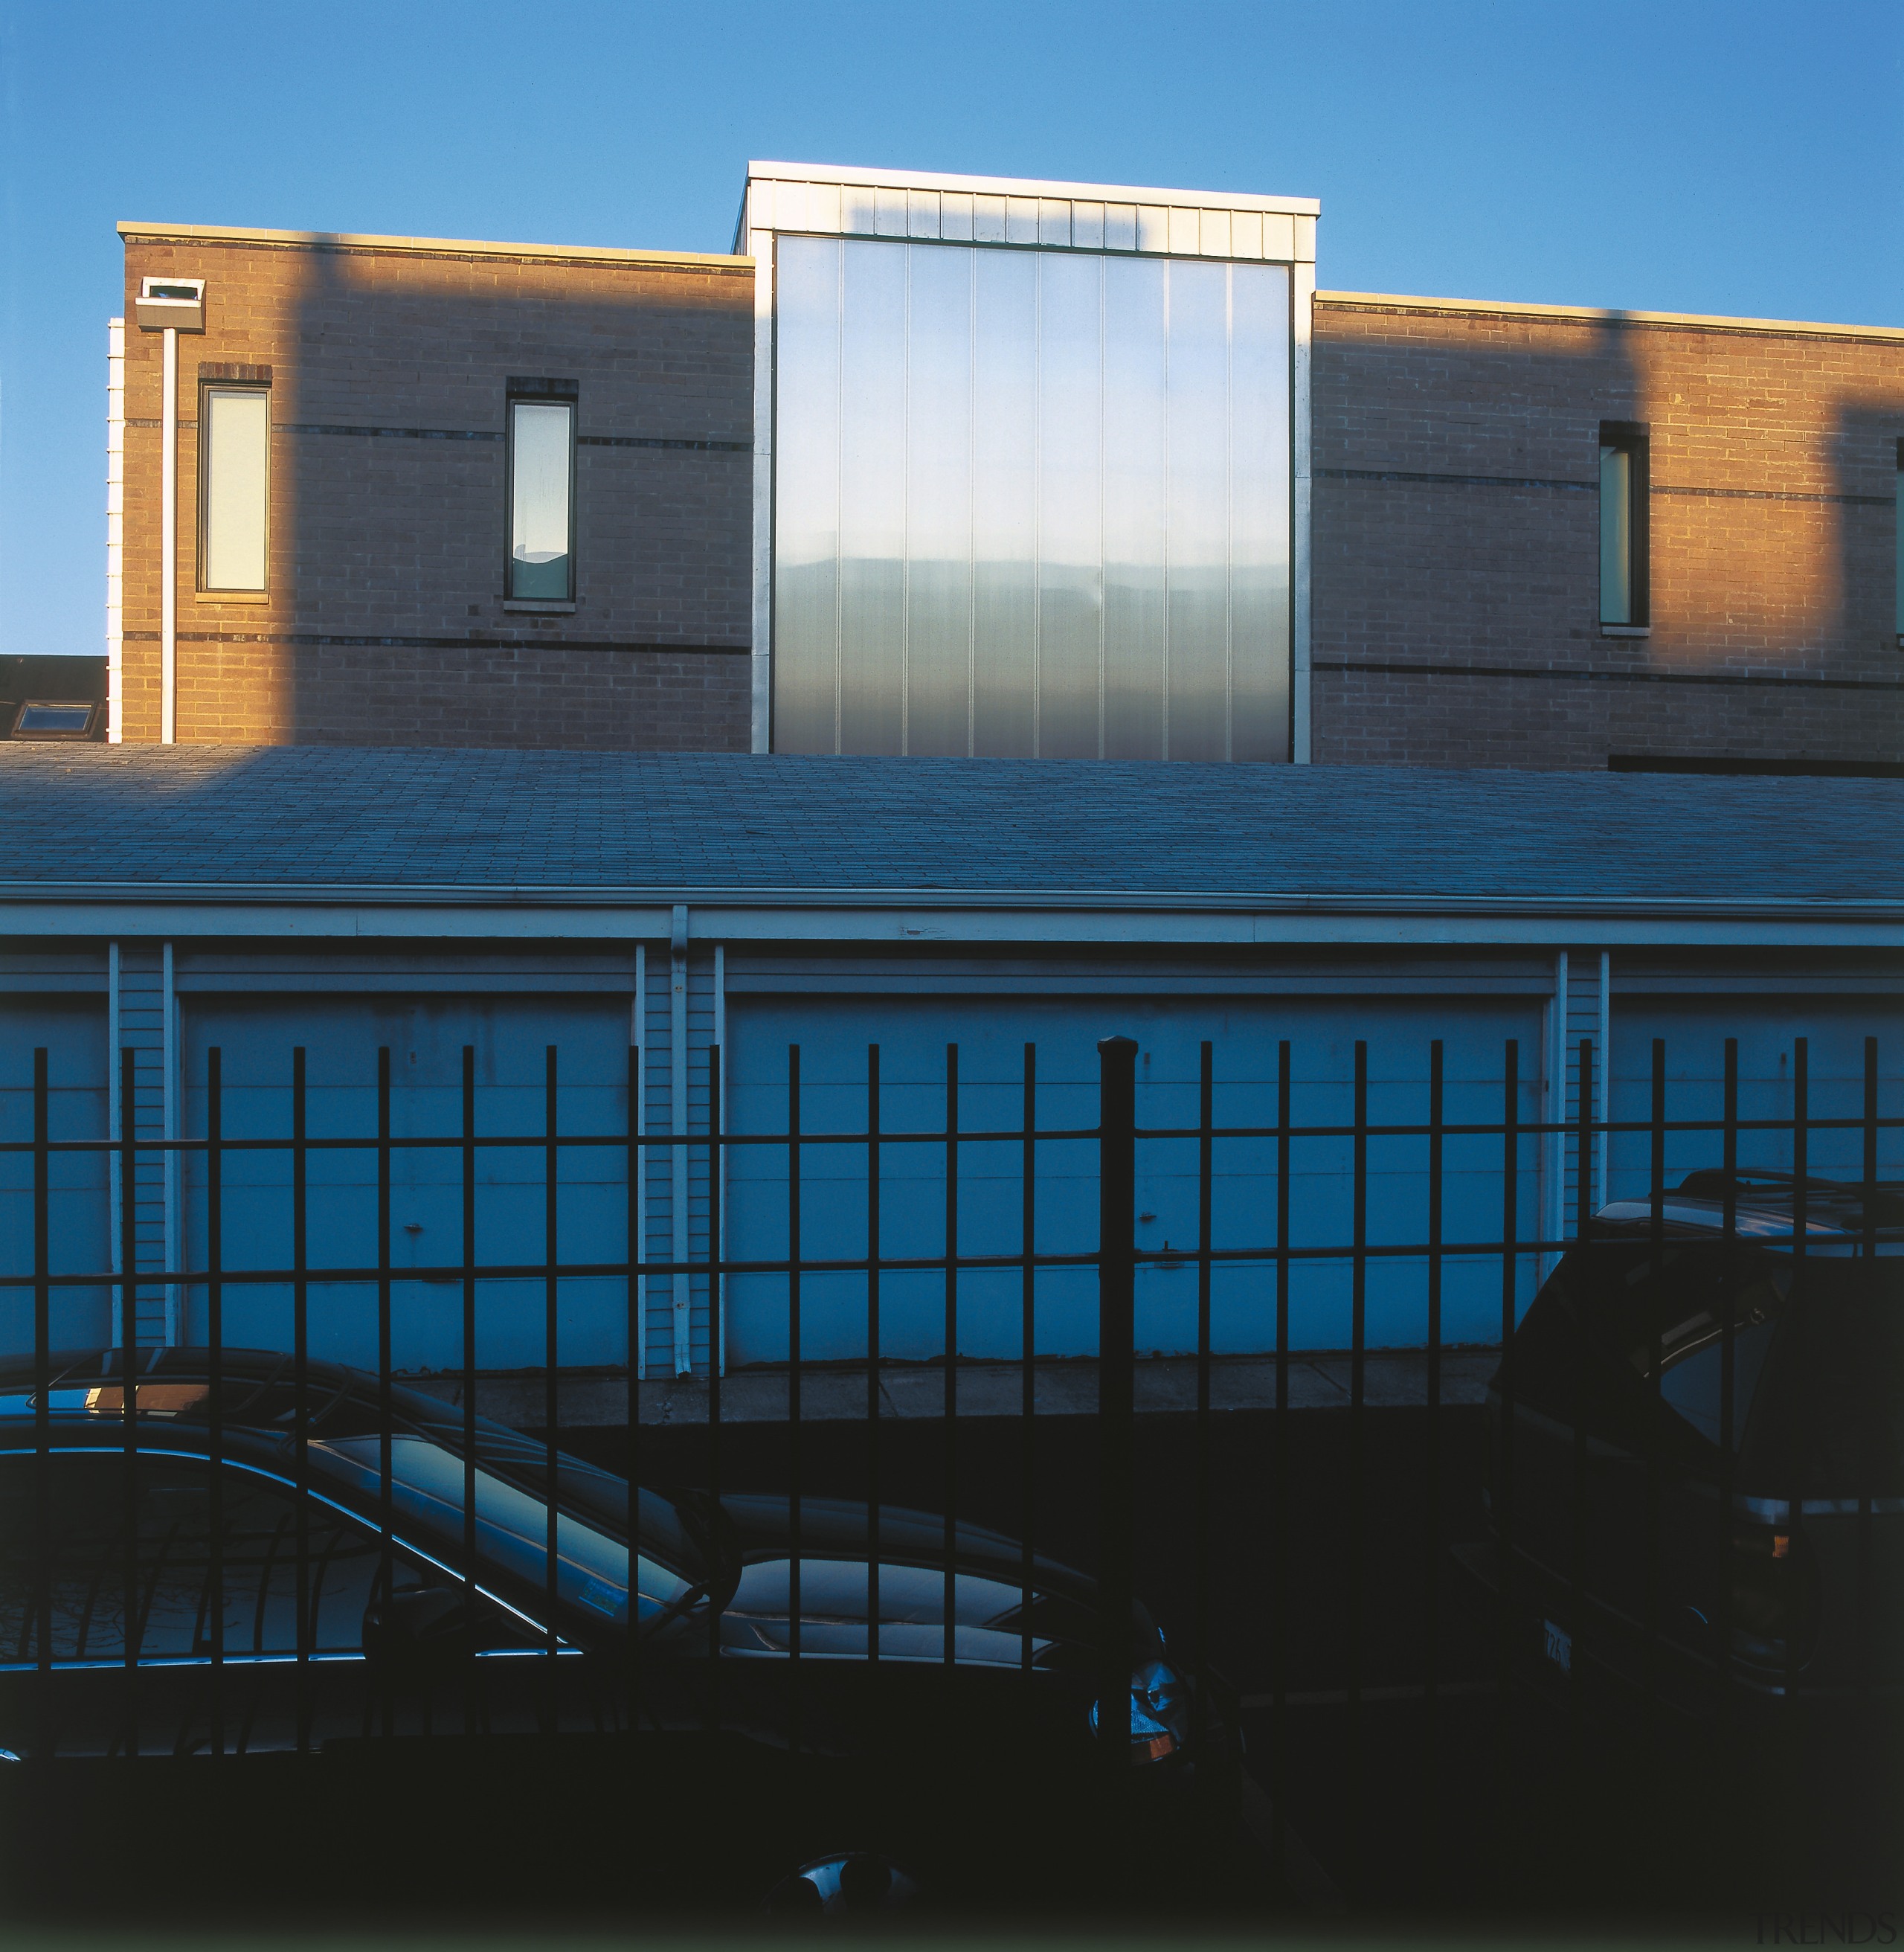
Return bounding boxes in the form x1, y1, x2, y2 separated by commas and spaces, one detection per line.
122, 630, 750, 654
1315, 660, 1904, 693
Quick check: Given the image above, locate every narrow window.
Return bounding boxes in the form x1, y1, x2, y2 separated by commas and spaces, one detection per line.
1599, 422, 1648, 627
200, 385, 269, 592
507, 390, 576, 601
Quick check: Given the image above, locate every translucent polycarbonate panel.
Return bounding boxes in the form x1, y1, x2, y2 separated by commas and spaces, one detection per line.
903, 242, 974, 756
1165, 261, 1229, 761
771, 240, 843, 753
201, 388, 268, 591
971, 249, 1038, 755
837, 243, 907, 753
508, 402, 573, 600
772, 237, 1290, 760
1229, 263, 1293, 759
1035, 252, 1103, 759
1102, 258, 1167, 760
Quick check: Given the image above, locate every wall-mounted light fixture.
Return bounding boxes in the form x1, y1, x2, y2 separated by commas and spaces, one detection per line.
135, 276, 205, 333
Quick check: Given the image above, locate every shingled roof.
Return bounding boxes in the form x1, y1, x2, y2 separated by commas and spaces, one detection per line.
0, 745, 1898, 911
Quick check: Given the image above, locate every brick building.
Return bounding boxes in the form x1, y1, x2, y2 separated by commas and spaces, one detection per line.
102, 164, 1904, 769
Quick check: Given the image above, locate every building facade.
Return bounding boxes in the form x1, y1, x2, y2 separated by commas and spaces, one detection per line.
107, 164, 1904, 771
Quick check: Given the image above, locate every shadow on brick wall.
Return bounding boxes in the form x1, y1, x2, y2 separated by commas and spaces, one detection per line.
1309, 300, 1904, 768
268, 237, 753, 752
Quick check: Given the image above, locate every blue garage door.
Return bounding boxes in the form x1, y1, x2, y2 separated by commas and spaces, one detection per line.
0, 998, 112, 1355
726, 994, 1547, 1366
178, 996, 634, 1375
1609, 1000, 1904, 1197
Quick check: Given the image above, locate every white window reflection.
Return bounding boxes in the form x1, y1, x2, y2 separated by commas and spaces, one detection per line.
202, 387, 269, 592
772, 237, 1290, 761
509, 400, 574, 600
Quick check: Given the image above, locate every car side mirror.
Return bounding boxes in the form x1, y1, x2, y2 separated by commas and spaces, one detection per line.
361, 1584, 477, 1681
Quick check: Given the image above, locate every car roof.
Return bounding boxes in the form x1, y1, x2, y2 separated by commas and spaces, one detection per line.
1592, 1170, 1904, 1243
0, 1346, 473, 1442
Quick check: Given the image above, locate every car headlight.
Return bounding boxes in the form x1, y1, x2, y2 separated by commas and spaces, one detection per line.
1088, 1658, 1189, 1763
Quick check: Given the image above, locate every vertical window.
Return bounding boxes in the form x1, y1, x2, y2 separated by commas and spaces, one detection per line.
1894, 440, 1903, 645
1598, 421, 1649, 627
200, 385, 269, 592
507, 388, 576, 601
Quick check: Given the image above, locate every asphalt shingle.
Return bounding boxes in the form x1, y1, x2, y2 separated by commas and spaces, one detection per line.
0, 745, 1897, 906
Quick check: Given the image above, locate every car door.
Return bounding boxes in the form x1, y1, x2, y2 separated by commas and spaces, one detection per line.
0, 1446, 582, 1757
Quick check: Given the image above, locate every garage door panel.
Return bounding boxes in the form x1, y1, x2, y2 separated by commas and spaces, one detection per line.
181, 996, 634, 1374
728, 995, 1545, 1362
1611, 1004, 1903, 1197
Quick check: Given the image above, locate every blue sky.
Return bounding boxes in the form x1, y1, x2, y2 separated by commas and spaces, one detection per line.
3, 0, 1899, 659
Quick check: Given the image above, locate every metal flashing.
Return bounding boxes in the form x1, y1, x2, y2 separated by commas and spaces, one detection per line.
745, 161, 1319, 217
117, 220, 752, 273
1316, 290, 1904, 344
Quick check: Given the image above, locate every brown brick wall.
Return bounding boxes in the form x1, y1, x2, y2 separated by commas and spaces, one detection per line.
1310, 300, 1904, 768
119, 234, 1904, 769
120, 233, 754, 751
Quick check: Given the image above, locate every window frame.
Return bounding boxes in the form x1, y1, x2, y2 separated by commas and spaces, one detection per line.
196, 379, 272, 596
504, 379, 579, 606
1598, 420, 1650, 629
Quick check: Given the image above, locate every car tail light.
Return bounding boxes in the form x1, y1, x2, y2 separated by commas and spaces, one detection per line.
1729, 1523, 1818, 1672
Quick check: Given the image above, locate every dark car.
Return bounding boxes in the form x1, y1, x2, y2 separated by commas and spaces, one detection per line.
1460, 1170, 1903, 1724
0, 1346, 1242, 1919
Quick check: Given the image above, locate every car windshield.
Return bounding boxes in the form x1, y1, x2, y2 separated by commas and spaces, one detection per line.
0, 1357, 719, 1607
308, 1436, 696, 1631
1527, 1243, 1902, 1487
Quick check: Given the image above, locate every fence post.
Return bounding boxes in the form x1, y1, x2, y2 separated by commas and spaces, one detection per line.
1096, 1036, 1137, 1785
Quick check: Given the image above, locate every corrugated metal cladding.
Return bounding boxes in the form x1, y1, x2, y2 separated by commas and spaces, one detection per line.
744, 176, 1310, 263
2, 947, 1897, 1378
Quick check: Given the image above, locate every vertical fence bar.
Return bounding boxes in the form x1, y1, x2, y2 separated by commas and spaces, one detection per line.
1020, 1042, 1037, 1680
118, 1044, 136, 1759
866, 1045, 881, 1673
1194, 1040, 1214, 1750
1784, 1039, 1807, 1725
292, 1046, 311, 1755
942, 1043, 959, 1670
207, 1047, 225, 1756
1272, 1038, 1292, 1869
1096, 1036, 1138, 1800
707, 1046, 724, 1698
1347, 1038, 1368, 1901
1644, 1040, 1666, 1723
1569, 1040, 1593, 1763
377, 1047, 393, 1737
787, 1047, 803, 1736
1717, 1039, 1738, 1735
625, 1043, 640, 1730
1856, 1036, 1878, 1701
545, 1046, 561, 1704
461, 1044, 477, 1733
31, 1050, 51, 1760
1424, 1038, 1444, 1888
1496, 1038, 1518, 1851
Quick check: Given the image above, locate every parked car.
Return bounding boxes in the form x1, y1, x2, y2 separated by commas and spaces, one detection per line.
0, 1346, 1242, 1919
1458, 1170, 1903, 1725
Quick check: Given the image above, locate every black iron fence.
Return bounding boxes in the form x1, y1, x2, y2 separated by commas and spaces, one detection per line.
0, 1030, 1897, 1915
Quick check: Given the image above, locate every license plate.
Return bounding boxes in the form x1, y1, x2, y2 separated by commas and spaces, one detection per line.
1542, 1619, 1572, 1675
